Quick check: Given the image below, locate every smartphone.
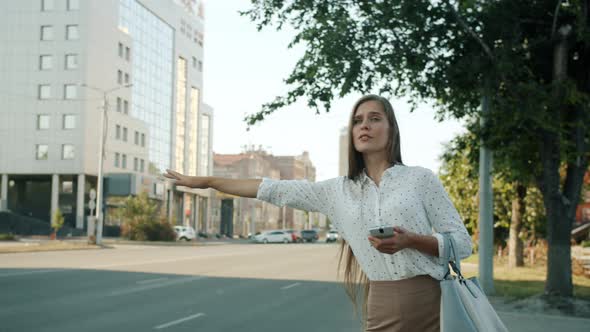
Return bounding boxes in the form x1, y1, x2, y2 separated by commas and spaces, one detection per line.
368, 226, 395, 239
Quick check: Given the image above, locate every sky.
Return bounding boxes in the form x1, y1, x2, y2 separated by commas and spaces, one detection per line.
203, 0, 467, 181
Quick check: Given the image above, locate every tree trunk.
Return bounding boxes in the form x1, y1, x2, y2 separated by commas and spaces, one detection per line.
508, 183, 526, 268
542, 24, 572, 297
540, 132, 572, 296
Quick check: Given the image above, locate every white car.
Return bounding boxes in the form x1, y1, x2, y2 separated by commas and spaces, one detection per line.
174, 226, 196, 241
326, 230, 339, 243
253, 230, 292, 244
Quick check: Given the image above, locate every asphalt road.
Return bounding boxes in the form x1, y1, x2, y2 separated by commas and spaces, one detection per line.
1, 242, 589, 332
0, 243, 361, 332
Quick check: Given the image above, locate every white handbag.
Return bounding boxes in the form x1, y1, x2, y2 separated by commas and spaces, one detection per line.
440, 233, 509, 332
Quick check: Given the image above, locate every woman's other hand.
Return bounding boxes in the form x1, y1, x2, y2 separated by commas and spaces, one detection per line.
368, 227, 415, 255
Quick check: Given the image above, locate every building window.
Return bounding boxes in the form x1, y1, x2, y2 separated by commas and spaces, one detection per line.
40, 26, 53, 41
62, 144, 75, 159
122, 154, 127, 169
116, 125, 121, 139
124, 73, 130, 84
36, 144, 49, 160
66, 25, 79, 40
115, 152, 120, 167
65, 54, 78, 69
198, 61, 203, 72
192, 57, 197, 68
125, 47, 130, 61
41, 0, 54, 11
38, 85, 51, 99
67, 0, 79, 10
117, 70, 123, 84
140, 159, 145, 172
116, 97, 122, 112
123, 127, 128, 142
62, 181, 73, 194
118, 42, 123, 57
39, 55, 52, 70
123, 100, 129, 114
133, 157, 138, 171
175, 57, 187, 171
199, 114, 210, 175
64, 84, 77, 99
63, 114, 76, 129
37, 115, 50, 130
134, 131, 139, 145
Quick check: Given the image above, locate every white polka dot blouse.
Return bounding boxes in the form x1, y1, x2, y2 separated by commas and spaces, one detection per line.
256, 163, 473, 281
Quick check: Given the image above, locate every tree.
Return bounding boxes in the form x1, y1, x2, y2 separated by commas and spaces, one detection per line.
243, 0, 590, 296
51, 208, 64, 239
440, 130, 546, 262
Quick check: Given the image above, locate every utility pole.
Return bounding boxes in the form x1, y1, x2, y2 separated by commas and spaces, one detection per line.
80, 83, 132, 245
479, 90, 495, 295
95, 92, 107, 245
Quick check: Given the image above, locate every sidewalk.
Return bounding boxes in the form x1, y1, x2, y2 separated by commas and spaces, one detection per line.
488, 289, 590, 331
0, 236, 251, 253
497, 308, 590, 332
0, 238, 101, 253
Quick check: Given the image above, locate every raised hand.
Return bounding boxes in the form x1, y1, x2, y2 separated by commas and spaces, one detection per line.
162, 169, 209, 188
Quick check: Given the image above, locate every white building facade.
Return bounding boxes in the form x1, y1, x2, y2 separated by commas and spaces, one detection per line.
0, 0, 213, 232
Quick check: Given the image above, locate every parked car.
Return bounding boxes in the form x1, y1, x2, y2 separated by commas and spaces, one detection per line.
174, 226, 196, 241
253, 230, 292, 244
301, 229, 319, 243
326, 230, 339, 243
283, 229, 303, 243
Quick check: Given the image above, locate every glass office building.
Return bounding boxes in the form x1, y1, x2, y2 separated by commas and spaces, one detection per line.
118, 0, 174, 174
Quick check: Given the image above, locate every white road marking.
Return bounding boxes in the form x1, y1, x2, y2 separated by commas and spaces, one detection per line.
281, 282, 301, 290
137, 277, 169, 285
107, 276, 206, 297
154, 313, 205, 329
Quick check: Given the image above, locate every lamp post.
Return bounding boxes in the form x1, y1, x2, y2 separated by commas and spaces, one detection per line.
80, 83, 132, 245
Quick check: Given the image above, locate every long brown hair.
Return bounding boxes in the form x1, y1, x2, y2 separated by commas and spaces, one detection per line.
338, 94, 403, 324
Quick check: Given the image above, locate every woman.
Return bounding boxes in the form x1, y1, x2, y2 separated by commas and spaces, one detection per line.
164, 94, 472, 332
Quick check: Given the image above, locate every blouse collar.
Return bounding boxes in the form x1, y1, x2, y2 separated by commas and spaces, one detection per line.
360, 162, 403, 184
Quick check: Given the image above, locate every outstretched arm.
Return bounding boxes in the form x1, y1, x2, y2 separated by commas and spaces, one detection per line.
163, 169, 261, 198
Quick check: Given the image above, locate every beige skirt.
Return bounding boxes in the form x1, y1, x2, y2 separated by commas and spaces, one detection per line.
366, 275, 441, 332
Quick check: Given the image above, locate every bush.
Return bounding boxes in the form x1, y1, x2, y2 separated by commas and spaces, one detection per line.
0, 233, 15, 241
582, 240, 590, 248
121, 216, 175, 242
119, 192, 175, 242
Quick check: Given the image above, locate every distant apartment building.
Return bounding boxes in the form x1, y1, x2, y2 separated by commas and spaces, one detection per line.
0, 0, 213, 232
210, 147, 321, 238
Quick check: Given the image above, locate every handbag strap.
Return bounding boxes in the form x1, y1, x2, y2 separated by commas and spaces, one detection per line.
442, 232, 464, 280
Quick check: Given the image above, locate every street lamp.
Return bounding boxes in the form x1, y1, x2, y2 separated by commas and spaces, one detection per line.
80, 83, 132, 245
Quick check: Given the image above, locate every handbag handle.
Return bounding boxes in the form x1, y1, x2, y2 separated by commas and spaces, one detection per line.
442, 233, 464, 280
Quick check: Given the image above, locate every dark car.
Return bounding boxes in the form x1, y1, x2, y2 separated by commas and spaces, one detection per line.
283, 229, 302, 243
300, 229, 319, 243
